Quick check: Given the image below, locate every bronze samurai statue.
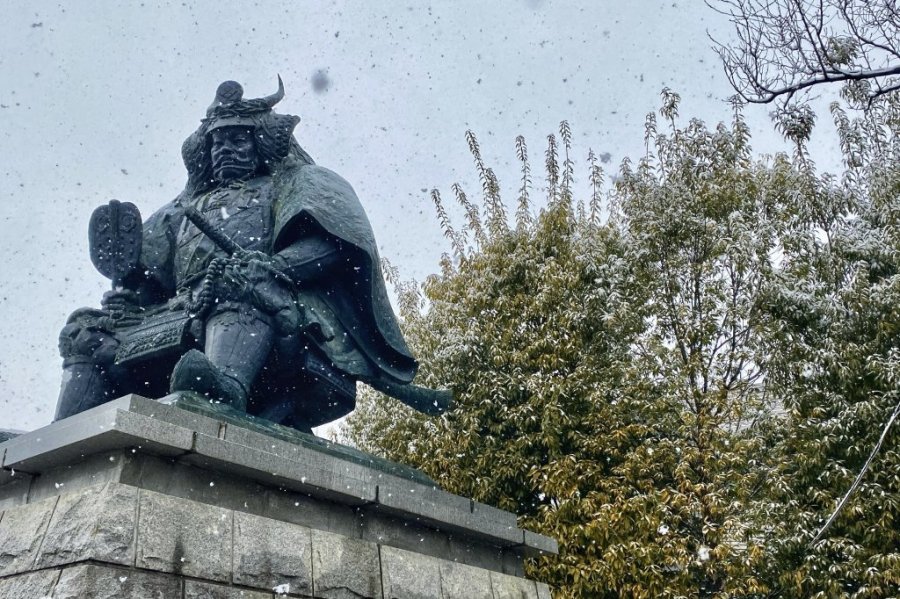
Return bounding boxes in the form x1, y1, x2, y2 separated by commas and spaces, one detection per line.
55, 78, 450, 432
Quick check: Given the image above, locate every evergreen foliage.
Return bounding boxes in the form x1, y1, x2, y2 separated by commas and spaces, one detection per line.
750, 92, 900, 598
343, 91, 900, 597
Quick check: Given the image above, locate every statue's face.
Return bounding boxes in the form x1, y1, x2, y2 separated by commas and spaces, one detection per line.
210, 126, 260, 182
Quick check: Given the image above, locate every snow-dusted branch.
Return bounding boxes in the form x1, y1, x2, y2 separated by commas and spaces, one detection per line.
709, 0, 900, 107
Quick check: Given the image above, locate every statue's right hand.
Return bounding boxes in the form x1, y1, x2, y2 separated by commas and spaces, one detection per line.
166, 293, 190, 311
101, 289, 139, 312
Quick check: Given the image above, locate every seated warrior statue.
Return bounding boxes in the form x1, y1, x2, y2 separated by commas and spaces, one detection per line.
55, 78, 449, 432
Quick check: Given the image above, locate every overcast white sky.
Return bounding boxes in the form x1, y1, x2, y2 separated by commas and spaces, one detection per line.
0, 1, 843, 432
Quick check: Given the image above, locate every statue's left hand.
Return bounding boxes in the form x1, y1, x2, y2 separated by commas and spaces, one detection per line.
233, 249, 271, 266
214, 253, 299, 335
219, 254, 282, 299
232, 250, 291, 284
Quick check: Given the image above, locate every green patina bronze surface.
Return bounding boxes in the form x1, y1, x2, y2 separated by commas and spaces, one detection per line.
54, 78, 450, 430
0, 431, 21, 443
160, 392, 436, 486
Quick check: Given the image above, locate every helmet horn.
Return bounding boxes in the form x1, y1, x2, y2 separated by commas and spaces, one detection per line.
262, 75, 285, 108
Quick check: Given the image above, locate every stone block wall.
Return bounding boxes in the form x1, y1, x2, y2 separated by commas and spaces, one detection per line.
0, 483, 551, 598
0, 395, 556, 598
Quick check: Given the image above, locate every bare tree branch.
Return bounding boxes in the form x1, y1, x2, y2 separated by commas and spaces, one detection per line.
708, 0, 900, 108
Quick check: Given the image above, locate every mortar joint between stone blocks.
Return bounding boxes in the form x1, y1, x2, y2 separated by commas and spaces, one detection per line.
369, 485, 383, 508
30, 494, 60, 571
309, 534, 315, 595
132, 487, 142, 568
229, 508, 235, 585
51, 566, 63, 591
376, 542, 386, 599
437, 553, 449, 599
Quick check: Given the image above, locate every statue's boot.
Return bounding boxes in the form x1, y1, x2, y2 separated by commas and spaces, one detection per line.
54, 361, 117, 421
170, 310, 274, 411
170, 349, 248, 410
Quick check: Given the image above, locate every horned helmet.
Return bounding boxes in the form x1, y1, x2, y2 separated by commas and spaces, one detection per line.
181, 77, 312, 193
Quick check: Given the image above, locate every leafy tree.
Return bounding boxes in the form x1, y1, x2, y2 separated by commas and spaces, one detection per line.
345, 96, 810, 597
600, 90, 794, 598
347, 88, 900, 597
349, 124, 644, 527
748, 92, 900, 598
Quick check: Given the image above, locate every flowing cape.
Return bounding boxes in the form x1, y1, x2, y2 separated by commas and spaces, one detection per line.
272, 162, 417, 385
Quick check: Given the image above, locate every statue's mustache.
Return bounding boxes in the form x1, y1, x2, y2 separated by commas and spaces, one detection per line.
214, 158, 253, 168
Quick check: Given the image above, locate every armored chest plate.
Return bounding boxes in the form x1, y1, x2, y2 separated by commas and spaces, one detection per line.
175, 179, 275, 286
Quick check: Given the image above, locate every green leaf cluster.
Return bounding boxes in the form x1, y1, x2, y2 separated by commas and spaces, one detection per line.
749, 94, 900, 598
344, 91, 900, 598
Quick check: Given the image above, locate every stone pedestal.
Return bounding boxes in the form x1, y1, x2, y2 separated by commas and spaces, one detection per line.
0, 394, 556, 598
